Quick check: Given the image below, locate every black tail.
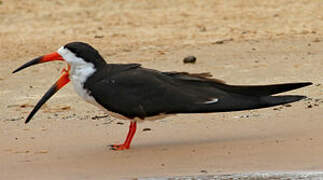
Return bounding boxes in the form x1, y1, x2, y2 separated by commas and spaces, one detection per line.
178, 82, 312, 113
260, 95, 307, 107
217, 82, 312, 96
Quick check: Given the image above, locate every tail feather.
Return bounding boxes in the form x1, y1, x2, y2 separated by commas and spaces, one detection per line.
217, 82, 312, 96
183, 95, 308, 113
261, 95, 307, 107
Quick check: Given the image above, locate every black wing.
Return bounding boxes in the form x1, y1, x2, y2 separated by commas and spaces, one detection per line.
85, 64, 311, 119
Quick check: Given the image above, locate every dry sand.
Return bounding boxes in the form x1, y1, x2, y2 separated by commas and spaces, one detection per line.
0, 0, 322, 179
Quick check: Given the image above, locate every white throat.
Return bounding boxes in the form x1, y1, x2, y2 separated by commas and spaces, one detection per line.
57, 47, 97, 104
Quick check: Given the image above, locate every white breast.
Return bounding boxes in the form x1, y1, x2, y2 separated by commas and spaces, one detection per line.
69, 65, 97, 104
57, 46, 99, 106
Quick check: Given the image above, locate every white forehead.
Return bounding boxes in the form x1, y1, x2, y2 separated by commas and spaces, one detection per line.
57, 46, 70, 56
57, 46, 87, 65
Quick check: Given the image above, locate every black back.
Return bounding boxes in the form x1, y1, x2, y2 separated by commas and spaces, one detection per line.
83, 63, 311, 119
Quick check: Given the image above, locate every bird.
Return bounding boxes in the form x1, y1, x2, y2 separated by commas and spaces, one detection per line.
13, 42, 312, 150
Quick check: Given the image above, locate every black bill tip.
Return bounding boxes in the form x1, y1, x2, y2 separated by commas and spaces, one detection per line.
13, 56, 42, 73
24, 83, 58, 124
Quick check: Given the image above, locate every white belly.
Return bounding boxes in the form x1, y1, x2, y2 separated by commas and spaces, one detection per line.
71, 75, 97, 104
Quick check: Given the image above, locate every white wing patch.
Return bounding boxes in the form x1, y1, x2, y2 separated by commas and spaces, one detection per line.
203, 98, 219, 104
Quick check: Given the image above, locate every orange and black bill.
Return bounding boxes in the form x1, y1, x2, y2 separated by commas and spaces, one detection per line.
13, 52, 63, 73
13, 52, 70, 124
24, 71, 70, 123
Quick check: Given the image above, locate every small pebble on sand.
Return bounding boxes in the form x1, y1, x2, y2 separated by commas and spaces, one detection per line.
142, 128, 151, 132
183, 56, 197, 64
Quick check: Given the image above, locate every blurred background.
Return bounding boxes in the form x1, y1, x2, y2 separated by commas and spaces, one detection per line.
1, 0, 322, 60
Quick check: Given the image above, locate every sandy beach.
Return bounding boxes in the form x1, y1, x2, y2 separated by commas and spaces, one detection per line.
0, 1, 322, 179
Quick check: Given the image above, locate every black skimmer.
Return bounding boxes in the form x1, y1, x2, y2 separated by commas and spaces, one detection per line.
13, 42, 312, 150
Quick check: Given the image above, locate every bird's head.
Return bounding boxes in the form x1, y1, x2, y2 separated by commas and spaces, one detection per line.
58, 42, 106, 69
14, 42, 106, 74
13, 42, 106, 123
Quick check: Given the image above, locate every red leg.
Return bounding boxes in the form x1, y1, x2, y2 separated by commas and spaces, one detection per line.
110, 121, 137, 150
